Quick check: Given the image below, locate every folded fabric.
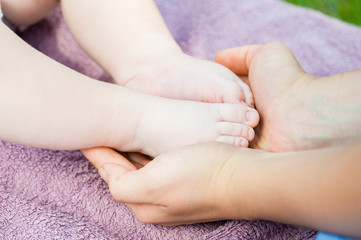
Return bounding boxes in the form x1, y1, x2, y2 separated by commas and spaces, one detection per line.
1, 0, 361, 239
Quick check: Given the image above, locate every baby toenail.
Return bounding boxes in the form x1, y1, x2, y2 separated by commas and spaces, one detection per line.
240, 140, 248, 147
246, 111, 255, 123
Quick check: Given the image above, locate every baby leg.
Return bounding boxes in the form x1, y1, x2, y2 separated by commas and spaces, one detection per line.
1, 0, 59, 28
0, 21, 258, 156
60, 0, 253, 105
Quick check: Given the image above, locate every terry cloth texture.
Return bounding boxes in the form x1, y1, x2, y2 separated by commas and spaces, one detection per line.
1, 0, 361, 239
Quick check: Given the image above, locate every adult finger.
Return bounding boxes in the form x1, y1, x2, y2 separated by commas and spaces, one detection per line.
83, 148, 156, 204
215, 45, 262, 76
216, 43, 305, 76
82, 147, 136, 171
103, 162, 155, 204
127, 202, 224, 226
128, 152, 152, 169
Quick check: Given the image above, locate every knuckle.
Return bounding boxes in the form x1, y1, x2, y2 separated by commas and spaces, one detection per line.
108, 177, 123, 201
134, 211, 154, 224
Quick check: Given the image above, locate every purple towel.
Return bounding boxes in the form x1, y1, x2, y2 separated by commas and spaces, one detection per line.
1, 0, 361, 239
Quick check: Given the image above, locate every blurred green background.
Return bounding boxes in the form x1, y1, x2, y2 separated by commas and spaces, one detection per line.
284, 0, 361, 26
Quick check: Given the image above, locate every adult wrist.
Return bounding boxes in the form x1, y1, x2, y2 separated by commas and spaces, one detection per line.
226, 149, 289, 221
223, 149, 265, 221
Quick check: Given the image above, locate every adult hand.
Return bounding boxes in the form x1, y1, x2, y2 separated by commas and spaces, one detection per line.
83, 142, 361, 238
82, 143, 260, 225
216, 42, 317, 152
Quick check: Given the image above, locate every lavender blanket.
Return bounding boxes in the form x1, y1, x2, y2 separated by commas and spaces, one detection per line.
1, 0, 361, 239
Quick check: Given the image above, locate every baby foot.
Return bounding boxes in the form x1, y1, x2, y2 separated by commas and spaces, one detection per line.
115, 52, 254, 105
118, 93, 259, 157
216, 42, 348, 152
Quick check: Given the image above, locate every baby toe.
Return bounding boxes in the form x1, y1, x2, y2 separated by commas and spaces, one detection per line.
237, 80, 254, 107
216, 136, 249, 148
218, 122, 255, 141
220, 82, 247, 104
217, 104, 259, 127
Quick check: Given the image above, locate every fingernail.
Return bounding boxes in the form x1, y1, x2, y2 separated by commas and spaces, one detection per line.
98, 168, 108, 183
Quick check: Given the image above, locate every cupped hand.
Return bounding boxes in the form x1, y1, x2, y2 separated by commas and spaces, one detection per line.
82, 143, 259, 225
216, 42, 316, 151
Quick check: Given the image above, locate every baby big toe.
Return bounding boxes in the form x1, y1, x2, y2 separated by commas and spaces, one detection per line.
221, 84, 247, 104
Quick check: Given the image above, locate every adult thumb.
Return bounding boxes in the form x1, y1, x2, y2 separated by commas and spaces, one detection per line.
215, 45, 262, 76
102, 162, 152, 204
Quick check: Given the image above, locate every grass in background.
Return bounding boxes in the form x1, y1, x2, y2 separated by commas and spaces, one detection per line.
284, 0, 361, 26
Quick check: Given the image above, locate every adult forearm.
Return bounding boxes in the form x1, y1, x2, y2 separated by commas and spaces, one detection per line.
295, 70, 361, 147
232, 144, 361, 238
61, 0, 181, 81
0, 23, 136, 150
318, 70, 361, 142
